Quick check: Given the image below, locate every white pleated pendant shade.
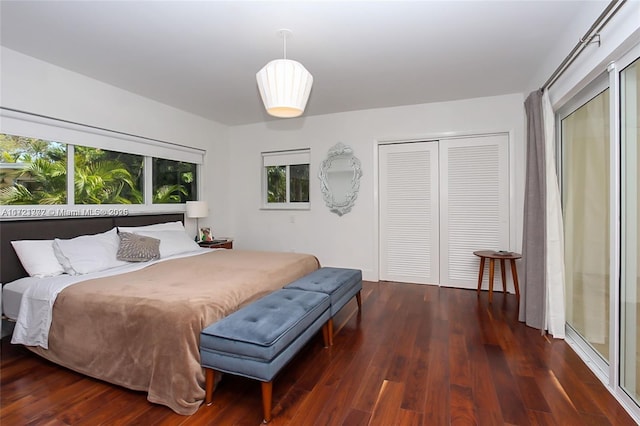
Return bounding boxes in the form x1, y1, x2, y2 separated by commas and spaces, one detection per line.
256, 59, 313, 118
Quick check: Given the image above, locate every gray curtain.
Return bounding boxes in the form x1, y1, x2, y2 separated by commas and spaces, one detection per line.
520, 90, 546, 329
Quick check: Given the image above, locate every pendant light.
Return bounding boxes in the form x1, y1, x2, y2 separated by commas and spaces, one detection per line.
256, 29, 313, 118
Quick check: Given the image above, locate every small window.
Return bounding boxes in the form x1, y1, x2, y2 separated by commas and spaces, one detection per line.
153, 158, 197, 203
0, 134, 68, 205
262, 149, 310, 209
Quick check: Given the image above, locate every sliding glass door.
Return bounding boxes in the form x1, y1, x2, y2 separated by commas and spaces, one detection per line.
621, 57, 640, 403
559, 50, 640, 418
561, 81, 611, 364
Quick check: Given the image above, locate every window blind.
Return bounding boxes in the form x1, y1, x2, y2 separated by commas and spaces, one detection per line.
0, 108, 205, 164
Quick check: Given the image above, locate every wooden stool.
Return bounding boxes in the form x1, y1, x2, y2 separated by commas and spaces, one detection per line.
473, 250, 521, 304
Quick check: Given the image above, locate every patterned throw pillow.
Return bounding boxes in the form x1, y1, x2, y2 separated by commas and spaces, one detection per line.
117, 232, 161, 262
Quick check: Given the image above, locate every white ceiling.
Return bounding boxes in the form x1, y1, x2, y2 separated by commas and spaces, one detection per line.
0, 1, 607, 126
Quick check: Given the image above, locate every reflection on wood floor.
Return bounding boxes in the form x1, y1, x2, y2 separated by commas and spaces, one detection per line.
566, 274, 640, 405
1, 281, 637, 425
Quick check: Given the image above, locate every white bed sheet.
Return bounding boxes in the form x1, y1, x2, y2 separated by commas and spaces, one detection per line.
7, 248, 213, 349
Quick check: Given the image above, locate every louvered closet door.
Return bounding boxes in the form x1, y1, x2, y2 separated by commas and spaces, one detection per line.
379, 141, 439, 284
379, 134, 510, 288
439, 134, 510, 288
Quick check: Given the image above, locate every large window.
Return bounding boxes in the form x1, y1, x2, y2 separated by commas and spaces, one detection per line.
0, 134, 67, 205
1, 133, 198, 208
262, 149, 310, 208
74, 146, 143, 204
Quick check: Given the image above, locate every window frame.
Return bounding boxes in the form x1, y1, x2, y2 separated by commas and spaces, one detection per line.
556, 75, 612, 380
261, 149, 310, 210
151, 157, 198, 205
0, 109, 204, 218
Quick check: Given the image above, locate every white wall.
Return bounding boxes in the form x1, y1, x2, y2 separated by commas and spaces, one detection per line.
0, 47, 527, 283
0, 47, 232, 236
228, 93, 526, 281
525, 0, 613, 97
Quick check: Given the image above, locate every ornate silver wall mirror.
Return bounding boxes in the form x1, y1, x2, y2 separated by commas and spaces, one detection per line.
318, 142, 362, 216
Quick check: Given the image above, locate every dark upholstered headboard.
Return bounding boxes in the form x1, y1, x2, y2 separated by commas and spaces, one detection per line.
0, 213, 184, 284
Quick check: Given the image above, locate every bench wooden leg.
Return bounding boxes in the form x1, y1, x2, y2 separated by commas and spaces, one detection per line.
325, 319, 333, 347
261, 381, 273, 423
356, 290, 362, 310
205, 368, 215, 405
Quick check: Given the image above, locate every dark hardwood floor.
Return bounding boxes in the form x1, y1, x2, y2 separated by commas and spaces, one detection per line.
1, 281, 637, 425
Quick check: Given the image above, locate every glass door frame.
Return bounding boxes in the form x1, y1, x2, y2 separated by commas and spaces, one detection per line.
616, 43, 640, 418
556, 42, 640, 421
557, 71, 612, 383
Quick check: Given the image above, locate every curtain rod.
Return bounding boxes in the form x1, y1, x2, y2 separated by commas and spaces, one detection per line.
542, 0, 626, 90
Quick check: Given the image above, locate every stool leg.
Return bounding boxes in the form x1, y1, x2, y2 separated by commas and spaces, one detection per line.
510, 259, 520, 304
488, 259, 495, 304
261, 381, 273, 423
356, 291, 362, 311
476, 257, 486, 295
500, 259, 507, 294
205, 368, 215, 405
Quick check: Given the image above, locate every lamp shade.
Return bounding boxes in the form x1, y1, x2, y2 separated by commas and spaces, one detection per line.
185, 201, 208, 218
256, 59, 313, 118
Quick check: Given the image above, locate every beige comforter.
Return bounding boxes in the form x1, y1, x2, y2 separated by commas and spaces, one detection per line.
28, 249, 319, 415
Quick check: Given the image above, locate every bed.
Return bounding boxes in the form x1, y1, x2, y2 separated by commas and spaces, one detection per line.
0, 214, 319, 415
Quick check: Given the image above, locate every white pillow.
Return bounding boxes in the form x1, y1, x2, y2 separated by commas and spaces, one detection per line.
11, 240, 65, 278
53, 243, 75, 275
118, 221, 185, 233
53, 228, 128, 275
134, 230, 200, 258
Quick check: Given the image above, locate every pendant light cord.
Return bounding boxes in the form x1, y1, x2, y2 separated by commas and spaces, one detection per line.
282, 31, 287, 60
278, 28, 292, 60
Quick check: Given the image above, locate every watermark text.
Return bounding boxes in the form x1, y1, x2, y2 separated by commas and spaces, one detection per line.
1, 208, 130, 218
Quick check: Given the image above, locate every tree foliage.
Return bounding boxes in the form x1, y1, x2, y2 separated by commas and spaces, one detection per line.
152, 158, 196, 204
266, 166, 286, 202
0, 135, 191, 205
0, 135, 67, 205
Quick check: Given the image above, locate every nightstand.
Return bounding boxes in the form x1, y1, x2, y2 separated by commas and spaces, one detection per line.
199, 239, 233, 249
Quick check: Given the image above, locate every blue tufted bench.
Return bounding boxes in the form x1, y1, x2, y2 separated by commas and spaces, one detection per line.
200, 288, 330, 423
284, 267, 362, 346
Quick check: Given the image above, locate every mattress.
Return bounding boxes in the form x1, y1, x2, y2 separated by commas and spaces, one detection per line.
2, 277, 33, 320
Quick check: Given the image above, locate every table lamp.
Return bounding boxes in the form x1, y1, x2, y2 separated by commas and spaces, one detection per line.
185, 201, 208, 241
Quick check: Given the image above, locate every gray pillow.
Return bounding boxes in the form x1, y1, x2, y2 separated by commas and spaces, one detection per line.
117, 232, 160, 262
